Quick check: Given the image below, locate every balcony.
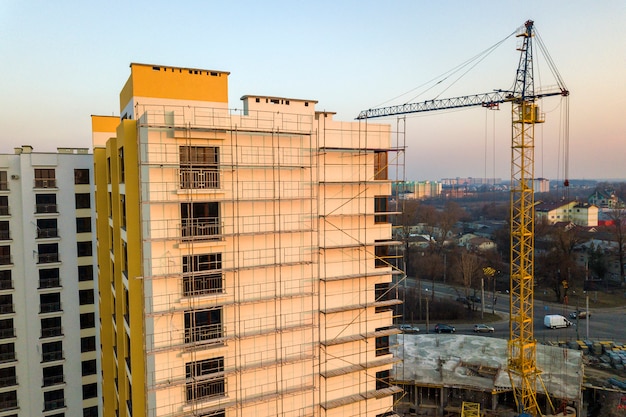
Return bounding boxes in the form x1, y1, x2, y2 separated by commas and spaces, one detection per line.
0, 231, 9, 241
0, 280, 12, 290
179, 168, 220, 189
0, 255, 10, 266
37, 228, 58, 239
0, 207, 8, 216
35, 204, 57, 214
34, 179, 57, 189
38, 253, 59, 264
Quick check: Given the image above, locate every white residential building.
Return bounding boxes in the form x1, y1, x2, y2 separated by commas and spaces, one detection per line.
0, 146, 100, 417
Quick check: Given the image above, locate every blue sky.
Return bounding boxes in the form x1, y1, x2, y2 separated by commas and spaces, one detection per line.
1, 1, 624, 181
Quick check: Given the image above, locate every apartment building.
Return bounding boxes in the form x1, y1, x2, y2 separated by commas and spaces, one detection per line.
0, 146, 100, 417
92, 63, 402, 417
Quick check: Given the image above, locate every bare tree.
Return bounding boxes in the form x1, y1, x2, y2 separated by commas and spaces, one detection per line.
607, 205, 626, 282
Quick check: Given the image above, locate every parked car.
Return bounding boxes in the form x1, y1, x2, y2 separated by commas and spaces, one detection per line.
473, 324, 495, 333
434, 324, 455, 334
399, 324, 420, 334
569, 311, 590, 319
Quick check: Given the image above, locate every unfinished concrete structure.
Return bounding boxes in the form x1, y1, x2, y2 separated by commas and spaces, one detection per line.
392, 334, 583, 416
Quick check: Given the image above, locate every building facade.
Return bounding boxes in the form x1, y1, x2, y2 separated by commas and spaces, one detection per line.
0, 146, 100, 416
535, 201, 598, 227
92, 63, 402, 417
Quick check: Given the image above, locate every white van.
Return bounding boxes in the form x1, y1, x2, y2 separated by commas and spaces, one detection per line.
544, 314, 572, 329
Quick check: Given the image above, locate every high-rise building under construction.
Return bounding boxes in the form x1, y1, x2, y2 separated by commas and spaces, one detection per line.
92, 63, 403, 417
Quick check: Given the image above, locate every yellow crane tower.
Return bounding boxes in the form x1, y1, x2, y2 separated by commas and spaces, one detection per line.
357, 20, 569, 416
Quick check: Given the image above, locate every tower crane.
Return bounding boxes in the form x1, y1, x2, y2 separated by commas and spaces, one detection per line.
358, 20, 568, 416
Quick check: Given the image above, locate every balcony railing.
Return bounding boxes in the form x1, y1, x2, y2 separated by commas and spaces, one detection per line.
184, 323, 223, 344
0, 255, 10, 265
39, 278, 61, 289
0, 231, 9, 240
41, 326, 62, 338
186, 378, 226, 402
0, 280, 12, 290
0, 398, 17, 410
43, 398, 65, 411
181, 218, 221, 241
0, 351, 15, 363
43, 374, 64, 387
0, 181, 7, 191
42, 350, 63, 362
0, 206, 8, 216
37, 228, 58, 239
0, 375, 17, 388
179, 168, 220, 189
35, 204, 57, 214
40, 302, 62, 313
182, 273, 223, 296
0, 328, 15, 339
38, 253, 59, 264
0, 304, 14, 314
34, 179, 57, 188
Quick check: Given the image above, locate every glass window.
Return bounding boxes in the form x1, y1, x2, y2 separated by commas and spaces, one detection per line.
35, 194, 57, 213
80, 336, 96, 352
34, 169, 56, 188
75, 193, 91, 209
76, 217, 91, 233
78, 265, 93, 281
0, 171, 7, 191
77, 241, 93, 257
79, 289, 94, 305
74, 169, 90, 185
81, 359, 97, 376
80, 313, 95, 329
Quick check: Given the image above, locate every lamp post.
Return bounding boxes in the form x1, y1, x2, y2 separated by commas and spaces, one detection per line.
482, 266, 496, 317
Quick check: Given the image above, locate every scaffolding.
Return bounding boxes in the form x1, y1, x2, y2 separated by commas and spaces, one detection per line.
126, 98, 404, 417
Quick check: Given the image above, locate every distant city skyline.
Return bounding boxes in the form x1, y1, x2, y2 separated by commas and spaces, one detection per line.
1, 1, 624, 180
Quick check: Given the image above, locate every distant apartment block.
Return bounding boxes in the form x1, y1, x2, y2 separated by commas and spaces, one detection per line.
0, 146, 100, 417
394, 181, 442, 199
92, 63, 402, 417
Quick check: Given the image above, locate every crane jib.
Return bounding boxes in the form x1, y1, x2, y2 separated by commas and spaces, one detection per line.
356, 89, 567, 120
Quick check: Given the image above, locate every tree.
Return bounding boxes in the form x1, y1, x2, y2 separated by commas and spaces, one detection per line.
606, 205, 626, 282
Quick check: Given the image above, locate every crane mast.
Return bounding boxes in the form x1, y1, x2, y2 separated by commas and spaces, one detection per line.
357, 20, 568, 416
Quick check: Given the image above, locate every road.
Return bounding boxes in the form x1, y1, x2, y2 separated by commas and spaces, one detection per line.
402, 277, 626, 344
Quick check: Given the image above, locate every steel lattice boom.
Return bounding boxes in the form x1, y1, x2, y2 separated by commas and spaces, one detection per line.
357, 20, 568, 416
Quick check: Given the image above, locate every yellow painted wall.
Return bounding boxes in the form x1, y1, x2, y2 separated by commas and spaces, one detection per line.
120, 63, 229, 111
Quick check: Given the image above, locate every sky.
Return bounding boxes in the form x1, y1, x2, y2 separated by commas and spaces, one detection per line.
1, 1, 624, 181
